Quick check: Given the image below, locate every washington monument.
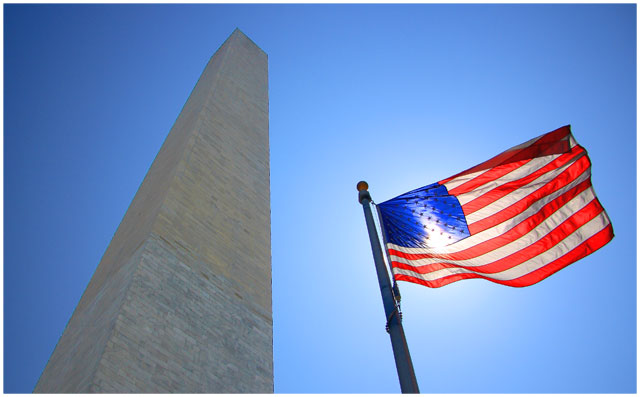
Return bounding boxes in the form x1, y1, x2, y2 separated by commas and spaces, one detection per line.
35, 29, 272, 393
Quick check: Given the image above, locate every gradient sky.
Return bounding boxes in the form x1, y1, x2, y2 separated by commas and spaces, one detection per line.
4, 4, 636, 393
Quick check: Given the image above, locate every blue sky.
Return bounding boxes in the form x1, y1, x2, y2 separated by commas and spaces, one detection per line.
4, 4, 636, 393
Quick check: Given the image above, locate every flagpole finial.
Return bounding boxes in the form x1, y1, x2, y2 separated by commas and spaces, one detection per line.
357, 181, 371, 204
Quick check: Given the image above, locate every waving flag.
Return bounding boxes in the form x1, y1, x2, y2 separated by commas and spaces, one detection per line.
377, 125, 613, 288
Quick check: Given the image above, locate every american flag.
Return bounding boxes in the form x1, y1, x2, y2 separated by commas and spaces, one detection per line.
377, 125, 614, 288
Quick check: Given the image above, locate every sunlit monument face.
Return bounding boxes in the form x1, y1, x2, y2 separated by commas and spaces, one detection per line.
34, 29, 272, 393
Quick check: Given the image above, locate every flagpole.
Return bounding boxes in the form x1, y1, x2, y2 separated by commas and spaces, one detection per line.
357, 181, 420, 394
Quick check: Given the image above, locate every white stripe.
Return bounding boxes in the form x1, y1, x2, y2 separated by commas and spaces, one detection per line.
442, 169, 486, 192
455, 153, 562, 206
392, 212, 610, 282
442, 134, 571, 192
464, 153, 587, 223
387, 171, 593, 256
441, 135, 543, 191
389, 189, 597, 267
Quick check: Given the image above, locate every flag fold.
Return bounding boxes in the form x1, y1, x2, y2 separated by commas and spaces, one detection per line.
377, 125, 613, 288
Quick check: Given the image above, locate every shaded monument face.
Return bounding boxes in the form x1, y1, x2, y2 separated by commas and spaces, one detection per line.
34, 29, 272, 393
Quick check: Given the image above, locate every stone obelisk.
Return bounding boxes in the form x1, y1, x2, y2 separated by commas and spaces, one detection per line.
34, 29, 272, 393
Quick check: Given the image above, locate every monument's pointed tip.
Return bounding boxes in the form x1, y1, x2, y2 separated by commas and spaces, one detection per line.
230, 28, 248, 40
230, 28, 252, 42
227, 28, 266, 56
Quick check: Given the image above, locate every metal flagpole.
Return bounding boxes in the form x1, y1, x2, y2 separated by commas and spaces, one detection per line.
375, 203, 404, 303
357, 181, 420, 394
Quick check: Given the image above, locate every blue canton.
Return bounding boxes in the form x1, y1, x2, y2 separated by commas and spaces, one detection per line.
378, 183, 470, 249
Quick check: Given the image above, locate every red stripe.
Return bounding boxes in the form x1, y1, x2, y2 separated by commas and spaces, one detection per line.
393, 223, 614, 288
504, 223, 614, 287
395, 272, 479, 288
461, 146, 585, 215
439, 125, 571, 185
391, 197, 604, 275
468, 154, 592, 235
447, 158, 534, 196
392, 260, 457, 274
388, 177, 593, 261
464, 198, 604, 273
